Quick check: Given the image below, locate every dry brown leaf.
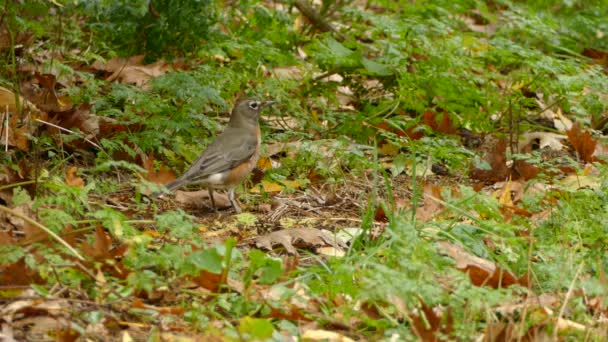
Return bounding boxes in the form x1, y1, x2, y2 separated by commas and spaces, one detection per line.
494, 293, 560, 317
535, 93, 573, 132
593, 143, 608, 161
142, 154, 176, 184
423, 109, 458, 135
81, 226, 113, 261
21, 73, 73, 112
93, 56, 169, 89
567, 123, 597, 163
191, 270, 223, 293
415, 184, 444, 222
518, 132, 566, 152
458, 11, 497, 35
410, 302, 454, 342
437, 241, 525, 288
0, 258, 44, 286
583, 47, 608, 65
492, 180, 525, 205
48, 103, 100, 139
255, 228, 347, 255
65, 167, 85, 187
0, 86, 42, 151
470, 135, 510, 182
174, 189, 232, 209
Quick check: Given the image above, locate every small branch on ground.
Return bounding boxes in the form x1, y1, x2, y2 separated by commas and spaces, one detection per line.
293, 0, 347, 42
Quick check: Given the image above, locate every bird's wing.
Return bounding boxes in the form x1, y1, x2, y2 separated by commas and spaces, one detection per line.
172, 127, 257, 186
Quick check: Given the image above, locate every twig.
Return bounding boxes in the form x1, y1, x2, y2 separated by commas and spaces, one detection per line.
4, 105, 8, 151
0, 204, 84, 260
35, 118, 102, 150
293, 0, 347, 42
554, 261, 585, 340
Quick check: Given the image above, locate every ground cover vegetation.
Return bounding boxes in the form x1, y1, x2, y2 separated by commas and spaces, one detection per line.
1, 0, 607, 340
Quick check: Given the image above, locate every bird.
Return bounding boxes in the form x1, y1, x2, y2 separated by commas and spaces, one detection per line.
160, 98, 275, 213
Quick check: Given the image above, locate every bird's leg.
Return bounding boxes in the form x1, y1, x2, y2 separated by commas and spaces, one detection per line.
227, 188, 241, 213
208, 187, 217, 211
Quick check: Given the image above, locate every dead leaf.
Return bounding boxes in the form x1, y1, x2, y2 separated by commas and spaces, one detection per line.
518, 132, 566, 152
494, 293, 560, 317
250, 179, 306, 193
470, 135, 510, 182
316, 246, 346, 257
582, 47, 608, 65
423, 109, 458, 135
255, 228, 347, 255
65, 167, 85, 187
437, 241, 525, 288
534, 93, 573, 132
191, 270, 223, 293
174, 189, 232, 209
142, 154, 176, 184
48, 103, 100, 139
301, 329, 355, 342
81, 226, 113, 261
0, 86, 43, 151
21, 73, 73, 112
458, 11, 497, 35
567, 123, 597, 163
269, 66, 303, 80
415, 184, 444, 222
256, 156, 273, 170
92, 56, 169, 89
492, 180, 525, 206
410, 301, 454, 342
0, 258, 45, 286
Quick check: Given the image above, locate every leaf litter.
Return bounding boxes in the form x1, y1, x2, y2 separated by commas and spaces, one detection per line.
1, 0, 607, 340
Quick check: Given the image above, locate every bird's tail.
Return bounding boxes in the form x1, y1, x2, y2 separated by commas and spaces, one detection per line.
154, 178, 185, 198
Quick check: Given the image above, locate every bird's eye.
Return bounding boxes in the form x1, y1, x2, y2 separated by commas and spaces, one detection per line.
249, 101, 260, 110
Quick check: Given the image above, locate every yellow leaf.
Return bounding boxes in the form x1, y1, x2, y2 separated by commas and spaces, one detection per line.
496, 179, 513, 206
378, 143, 399, 156
257, 157, 272, 170
250, 179, 306, 193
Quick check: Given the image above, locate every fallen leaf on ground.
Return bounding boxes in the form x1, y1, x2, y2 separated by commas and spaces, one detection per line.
316, 246, 346, 257
437, 241, 525, 288
142, 154, 176, 184
174, 189, 232, 209
415, 183, 444, 221
560, 173, 601, 190
492, 180, 525, 205
536, 95, 572, 132
518, 132, 566, 152
0, 86, 42, 151
494, 293, 560, 316
255, 228, 347, 255
250, 179, 307, 193
92, 55, 170, 89
470, 135, 510, 182
81, 226, 113, 261
301, 329, 355, 342
65, 166, 85, 187
567, 123, 597, 163
0, 258, 44, 286
410, 302, 454, 341
423, 109, 458, 134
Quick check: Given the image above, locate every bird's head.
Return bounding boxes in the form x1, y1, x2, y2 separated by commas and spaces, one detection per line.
230, 98, 275, 126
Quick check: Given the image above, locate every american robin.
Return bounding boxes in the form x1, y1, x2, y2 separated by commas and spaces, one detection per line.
160, 98, 275, 213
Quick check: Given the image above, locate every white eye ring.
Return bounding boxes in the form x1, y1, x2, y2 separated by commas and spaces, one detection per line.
249, 101, 260, 110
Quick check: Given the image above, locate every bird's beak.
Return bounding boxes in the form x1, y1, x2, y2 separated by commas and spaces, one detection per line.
262, 100, 276, 107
